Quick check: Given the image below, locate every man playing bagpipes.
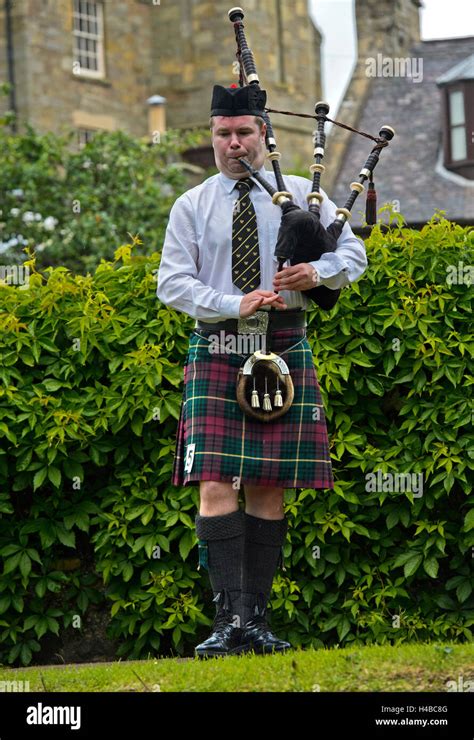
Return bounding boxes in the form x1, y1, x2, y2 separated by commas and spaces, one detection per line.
156, 7, 393, 659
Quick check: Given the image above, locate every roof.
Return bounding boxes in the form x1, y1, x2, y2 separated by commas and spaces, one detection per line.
331, 37, 474, 226
436, 53, 474, 85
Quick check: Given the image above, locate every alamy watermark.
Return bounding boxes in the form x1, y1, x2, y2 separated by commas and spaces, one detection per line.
0, 264, 30, 287
0, 680, 30, 692
446, 261, 474, 286
365, 469, 423, 497
445, 675, 473, 692
207, 331, 267, 355
26, 703, 81, 730
366, 53, 423, 84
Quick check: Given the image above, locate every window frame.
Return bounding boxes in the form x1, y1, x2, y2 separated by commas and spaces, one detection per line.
443, 81, 474, 170
72, 0, 105, 80
77, 127, 98, 148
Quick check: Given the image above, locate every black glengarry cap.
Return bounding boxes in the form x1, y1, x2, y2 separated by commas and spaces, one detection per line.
210, 84, 267, 117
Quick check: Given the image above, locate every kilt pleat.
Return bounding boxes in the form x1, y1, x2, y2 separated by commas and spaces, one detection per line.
171, 326, 334, 490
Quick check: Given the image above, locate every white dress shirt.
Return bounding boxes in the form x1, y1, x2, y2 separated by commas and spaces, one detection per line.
156, 165, 367, 321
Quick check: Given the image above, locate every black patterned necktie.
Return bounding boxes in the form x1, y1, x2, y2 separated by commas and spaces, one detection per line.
232, 179, 261, 293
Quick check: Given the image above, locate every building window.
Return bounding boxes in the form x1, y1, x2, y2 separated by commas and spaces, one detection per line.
73, 1, 105, 78
442, 81, 474, 179
77, 128, 98, 148
449, 90, 467, 162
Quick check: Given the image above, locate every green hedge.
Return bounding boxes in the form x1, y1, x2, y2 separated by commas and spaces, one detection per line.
0, 216, 473, 665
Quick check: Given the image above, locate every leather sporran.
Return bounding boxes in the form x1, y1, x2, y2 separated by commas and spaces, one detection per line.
236, 349, 294, 422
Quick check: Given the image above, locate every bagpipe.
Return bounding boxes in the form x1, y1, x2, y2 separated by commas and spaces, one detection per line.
226, 6, 395, 421
229, 6, 394, 310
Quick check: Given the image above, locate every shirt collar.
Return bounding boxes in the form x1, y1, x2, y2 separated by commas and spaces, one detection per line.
218, 165, 269, 194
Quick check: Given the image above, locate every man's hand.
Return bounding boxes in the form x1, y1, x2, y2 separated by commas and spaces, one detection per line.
239, 290, 287, 317
273, 264, 318, 292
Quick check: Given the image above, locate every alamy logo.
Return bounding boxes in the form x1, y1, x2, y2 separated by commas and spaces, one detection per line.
365, 470, 423, 497
446, 262, 474, 286
207, 330, 266, 355
0, 680, 30, 691
0, 264, 30, 287
445, 675, 474, 692
26, 703, 81, 730
365, 53, 423, 83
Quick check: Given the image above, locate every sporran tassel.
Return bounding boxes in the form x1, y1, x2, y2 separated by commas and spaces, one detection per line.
251, 375, 260, 408
263, 376, 272, 411
274, 376, 283, 407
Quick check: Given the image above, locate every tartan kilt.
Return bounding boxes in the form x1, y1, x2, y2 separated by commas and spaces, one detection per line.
171, 326, 334, 490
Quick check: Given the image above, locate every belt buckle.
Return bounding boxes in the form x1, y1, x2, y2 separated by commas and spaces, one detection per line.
237, 310, 269, 335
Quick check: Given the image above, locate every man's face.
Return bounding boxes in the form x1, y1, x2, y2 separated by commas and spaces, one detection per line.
211, 115, 266, 179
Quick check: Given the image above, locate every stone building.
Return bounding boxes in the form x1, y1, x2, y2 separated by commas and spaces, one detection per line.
0, 0, 322, 169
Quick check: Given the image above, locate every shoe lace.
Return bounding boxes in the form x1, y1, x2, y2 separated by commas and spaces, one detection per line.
247, 592, 269, 629
212, 589, 235, 632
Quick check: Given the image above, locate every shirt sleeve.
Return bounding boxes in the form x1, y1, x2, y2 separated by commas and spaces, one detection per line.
156, 194, 243, 320
306, 186, 368, 290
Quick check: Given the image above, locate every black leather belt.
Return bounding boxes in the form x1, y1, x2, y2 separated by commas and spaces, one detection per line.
195, 308, 306, 333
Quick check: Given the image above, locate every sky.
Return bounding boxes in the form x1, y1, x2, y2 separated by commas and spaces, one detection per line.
310, 0, 474, 116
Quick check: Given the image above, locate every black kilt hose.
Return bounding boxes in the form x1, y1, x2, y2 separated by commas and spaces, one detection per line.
171, 325, 334, 490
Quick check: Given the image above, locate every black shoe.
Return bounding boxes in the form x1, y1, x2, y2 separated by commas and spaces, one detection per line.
195, 589, 244, 658
240, 592, 291, 655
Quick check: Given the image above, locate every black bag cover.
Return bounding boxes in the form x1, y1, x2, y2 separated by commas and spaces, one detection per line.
274, 201, 343, 310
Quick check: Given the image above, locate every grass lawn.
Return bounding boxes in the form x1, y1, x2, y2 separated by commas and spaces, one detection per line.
1, 642, 473, 692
